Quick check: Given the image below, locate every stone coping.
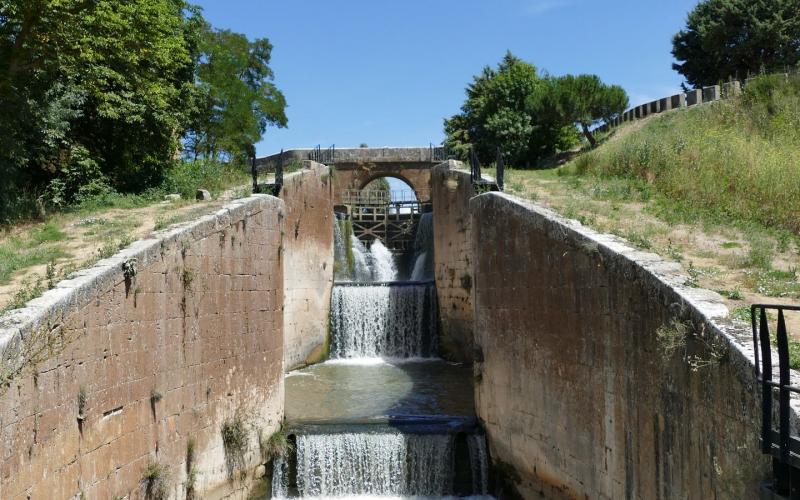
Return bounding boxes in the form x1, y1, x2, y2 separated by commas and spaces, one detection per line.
256, 147, 442, 171
470, 191, 800, 424
0, 193, 284, 377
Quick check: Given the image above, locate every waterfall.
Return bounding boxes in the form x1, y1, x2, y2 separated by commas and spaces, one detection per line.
350, 235, 372, 282
330, 283, 438, 359
272, 433, 455, 498
370, 239, 397, 282
410, 212, 434, 281
468, 434, 490, 495
333, 214, 349, 281
333, 213, 397, 283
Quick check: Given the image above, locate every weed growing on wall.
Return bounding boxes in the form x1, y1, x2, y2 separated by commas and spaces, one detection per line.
141, 460, 170, 500
657, 316, 728, 371
185, 438, 198, 500
259, 425, 293, 463
221, 411, 249, 480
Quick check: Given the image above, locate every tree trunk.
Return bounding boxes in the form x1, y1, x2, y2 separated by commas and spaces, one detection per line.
580, 121, 597, 148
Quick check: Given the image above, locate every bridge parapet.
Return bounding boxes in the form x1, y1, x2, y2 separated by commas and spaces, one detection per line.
256, 146, 446, 172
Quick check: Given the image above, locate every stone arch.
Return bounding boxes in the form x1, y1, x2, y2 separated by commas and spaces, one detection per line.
332, 163, 432, 204
358, 173, 420, 200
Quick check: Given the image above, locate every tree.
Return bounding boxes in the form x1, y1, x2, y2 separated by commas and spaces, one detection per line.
444, 52, 576, 166
0, 0, 204, 217
551, 75, 628, 148
187, 28, 287, 163
672, 0, 800, 88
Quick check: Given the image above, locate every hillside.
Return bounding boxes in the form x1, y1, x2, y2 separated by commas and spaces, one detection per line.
495, 74, 800, 353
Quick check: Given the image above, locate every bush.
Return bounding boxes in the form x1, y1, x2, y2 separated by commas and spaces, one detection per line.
163, 160, 249, 200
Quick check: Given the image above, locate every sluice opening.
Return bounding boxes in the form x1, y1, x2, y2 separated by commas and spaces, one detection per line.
273, 180, 491, 498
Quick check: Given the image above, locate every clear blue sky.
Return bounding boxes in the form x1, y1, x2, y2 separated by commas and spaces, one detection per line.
194, 0, 700, 157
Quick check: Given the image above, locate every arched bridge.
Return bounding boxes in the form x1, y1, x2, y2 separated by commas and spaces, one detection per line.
256, 147, 447, 251
256, 146, 448, 204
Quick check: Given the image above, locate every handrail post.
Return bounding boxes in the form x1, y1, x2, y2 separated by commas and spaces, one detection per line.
276, 149, 284, 187
250, 144, 259, 194
496, 147, 505, 191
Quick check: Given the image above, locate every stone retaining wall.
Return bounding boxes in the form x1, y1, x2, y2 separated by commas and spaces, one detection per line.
470, 192, 770, 499
0, 195, 285, 499
431, 161, 476, 362
280, 163, 335, 370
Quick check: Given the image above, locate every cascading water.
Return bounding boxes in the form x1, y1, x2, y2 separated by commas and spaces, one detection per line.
333, 212, 397, 282
410, 212, 434, 281
273, 210, 491, 499
330, 283, 437, 359
468, 434, 490, 495
272, 433, 455, 498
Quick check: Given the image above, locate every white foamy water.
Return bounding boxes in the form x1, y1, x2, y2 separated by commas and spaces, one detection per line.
370, 239, 397, 282
273, 433, 455, 498
330, 284, 438, 359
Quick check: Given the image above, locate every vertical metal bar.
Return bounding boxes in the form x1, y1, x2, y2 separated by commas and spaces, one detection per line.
277, 149, 284, 187
496, 147, 505, 191
251, 148, 258, 194
777, 309, 791, 466
760, 307, 773, 454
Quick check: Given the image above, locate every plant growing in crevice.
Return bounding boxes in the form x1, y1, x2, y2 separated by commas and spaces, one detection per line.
259, 426, 293, 464
141, 460, 170, 500
150, 389, 162, 419
123, 257, 138, 296
185, 438, 198, 500
122, 257, 138, 280
182, 268, 197, 292
221, 411, 249, 480
77, 387, 87, 422
657, 316, 728, 372
46, 260, 58, 289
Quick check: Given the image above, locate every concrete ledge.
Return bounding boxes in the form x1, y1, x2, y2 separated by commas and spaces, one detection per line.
470, 192, 765, 382
0, 194, 284, 377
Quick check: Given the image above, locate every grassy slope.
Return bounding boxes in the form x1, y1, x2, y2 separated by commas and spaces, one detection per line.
491, 75, 800, 361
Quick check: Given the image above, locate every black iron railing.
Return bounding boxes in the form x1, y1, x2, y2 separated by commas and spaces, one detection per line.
469, 145, 481, 183
308, 144, 335, 164
752, 304, 800, 497
250, 146, 283, 196
495, 147, 505, 191
430, 143, 449, 162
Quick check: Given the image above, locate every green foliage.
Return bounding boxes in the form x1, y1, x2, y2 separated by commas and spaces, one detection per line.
163, 160, 248, 200
141, 460, 170, 500
220, 412, 249, 479
186, 28, 287, 163
0, 1, 284, 223
550, 74, 628, 147
570, 75, 800, 234
444, 52, 627, 166
259, 426, 293, 463
444, 52, 577, 166
672, 0, 800, 88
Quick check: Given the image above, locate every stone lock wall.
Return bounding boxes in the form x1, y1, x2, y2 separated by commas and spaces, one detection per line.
431, 161, 476, 362
280, 163, 335, 370
470, 193, 769, 499
0, 195, 285, 499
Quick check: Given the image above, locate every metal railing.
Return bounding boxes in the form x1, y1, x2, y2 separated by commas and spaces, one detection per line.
495, 147, 505, 191
430, 143, 450, 162
251, 147, 283, 195
752, 304, 800, 497
341, 189, 428, 205
309, 144, 335, 164
469, 145, 481, 183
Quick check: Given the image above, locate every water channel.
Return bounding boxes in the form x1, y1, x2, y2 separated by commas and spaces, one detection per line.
271, 211, 491, 499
